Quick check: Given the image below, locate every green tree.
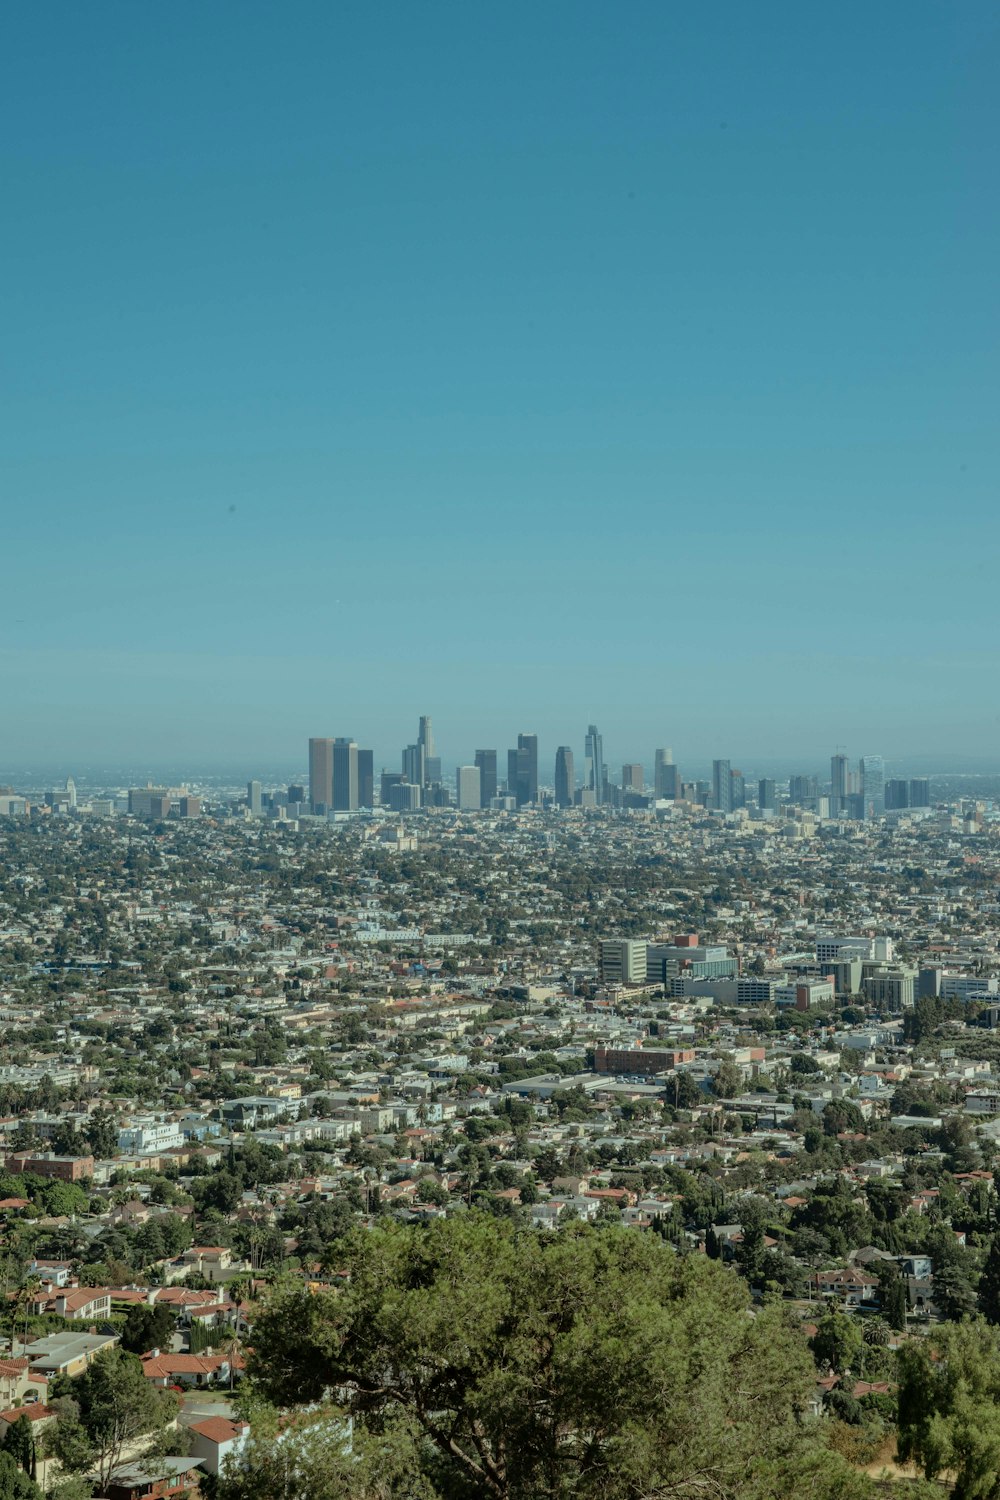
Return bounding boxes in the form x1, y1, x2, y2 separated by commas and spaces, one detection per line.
0, 1418, 35, 1482
810, 1310, 863, 1374
980, 1232, 1000, 1325
247, 1214, 868, 1500
898, 1320, 1000, 1497
119, 1303, 177, 1355
877, 1261, 908, 1331
0, 1453, 40, 1500
66, 1348, 175, 1492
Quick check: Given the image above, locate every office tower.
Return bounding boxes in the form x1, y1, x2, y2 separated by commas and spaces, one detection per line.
599, 939, 647, 985
585, 725, 604, 804
789, 774, 818, 806
246, 780, 262, 817
402, 742, 425, 789
730, 769, 745, 809
555, 746, 574, 808
474, 750, 498, 806
909, 777, 931, 808
388, 782, 422, 811
509, 732, 538, 806
287, 783, 305, 805
885, 778, 909, 811
66, 777, 77, 810
712, 759, 732, 813
456, 765, 481, 810
660, 762, 680, 800
861, 755, 885, 818
381, 770, 403, 805
654, 748, 673, 799
506, 748, 519, 798
309, 737, 334, 813
830, 753, 848, 815
357, 750, 374, 809
622, 763, 643, 793
330, 738, 359, 812
758, 778, 776, 811
417, 716, 439, 785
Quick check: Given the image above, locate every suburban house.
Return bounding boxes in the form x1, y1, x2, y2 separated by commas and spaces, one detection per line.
104, 1456, 204, 1500
184, 1415, 249, 1475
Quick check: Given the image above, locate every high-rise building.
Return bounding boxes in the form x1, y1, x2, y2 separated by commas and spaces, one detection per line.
758, 778, 777, 811
909, 778, 931, 808
830, 753, 848, 815
729, 769, 745, 809
418, 716, 438, 785
309, 737, 334, 814
456, 765, 481, 810
474, 750, 498, 806
599, 939, 647, 986
585, 724, 604, 805
388, 781, 421, 811
287, 784, 306, 805
789, 774, 818, 806
885, 779, 909, 810
332, 738, 359, 811
712, 759, 732, 813
66, 777, 77, 810
246, 780, 262, 817
402, 743, 425, 789
861, 755, 885, 818
622, 763, 643, 793
509, 733, 538, 806
654, 748, 673, 799
357, 750, 374, 809
381, 770, 403, 805
660, 762, 680, 800
554, 746, 574, 808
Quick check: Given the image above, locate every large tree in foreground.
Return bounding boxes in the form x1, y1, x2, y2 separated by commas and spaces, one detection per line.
246, 1214, 868, 1500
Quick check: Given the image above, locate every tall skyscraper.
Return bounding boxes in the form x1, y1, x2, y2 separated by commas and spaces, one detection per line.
402, 742, 424, 789
758, 778, 777, 811
789, 774, 819, 806
585, 725, 604, 805
885, 779, 909, 810
830, 753, 848, 815
332, 738, 359, 811
357, 749, 374, 809
509, 733, 538, 806
418, 715, 440, 785
622, 763, 643, 793
246, 780, 262, 817
308, 737, 334, 813
861, 755, 885, 818
474, 749, 498, 806
712, 759, 732, 813
729, 769, 745, 809
554, 746, 574, 808
654, 748, 673, 799
456, 765, 481, 810
660, 762, 680, 800
909, 778, 931, 808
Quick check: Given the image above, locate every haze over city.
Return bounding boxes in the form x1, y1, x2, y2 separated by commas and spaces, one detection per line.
4, 1, 999, 770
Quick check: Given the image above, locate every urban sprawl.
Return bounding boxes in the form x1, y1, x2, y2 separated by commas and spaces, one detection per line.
2, 718, 1000, 1496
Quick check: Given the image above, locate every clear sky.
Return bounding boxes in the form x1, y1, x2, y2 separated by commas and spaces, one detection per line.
3, 2, 998, 776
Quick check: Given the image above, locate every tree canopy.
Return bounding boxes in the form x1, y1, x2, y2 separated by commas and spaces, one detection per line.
246, 1213, 867, 1500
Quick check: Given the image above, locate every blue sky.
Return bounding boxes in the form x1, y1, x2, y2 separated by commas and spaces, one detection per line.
3, 2, 998, 775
